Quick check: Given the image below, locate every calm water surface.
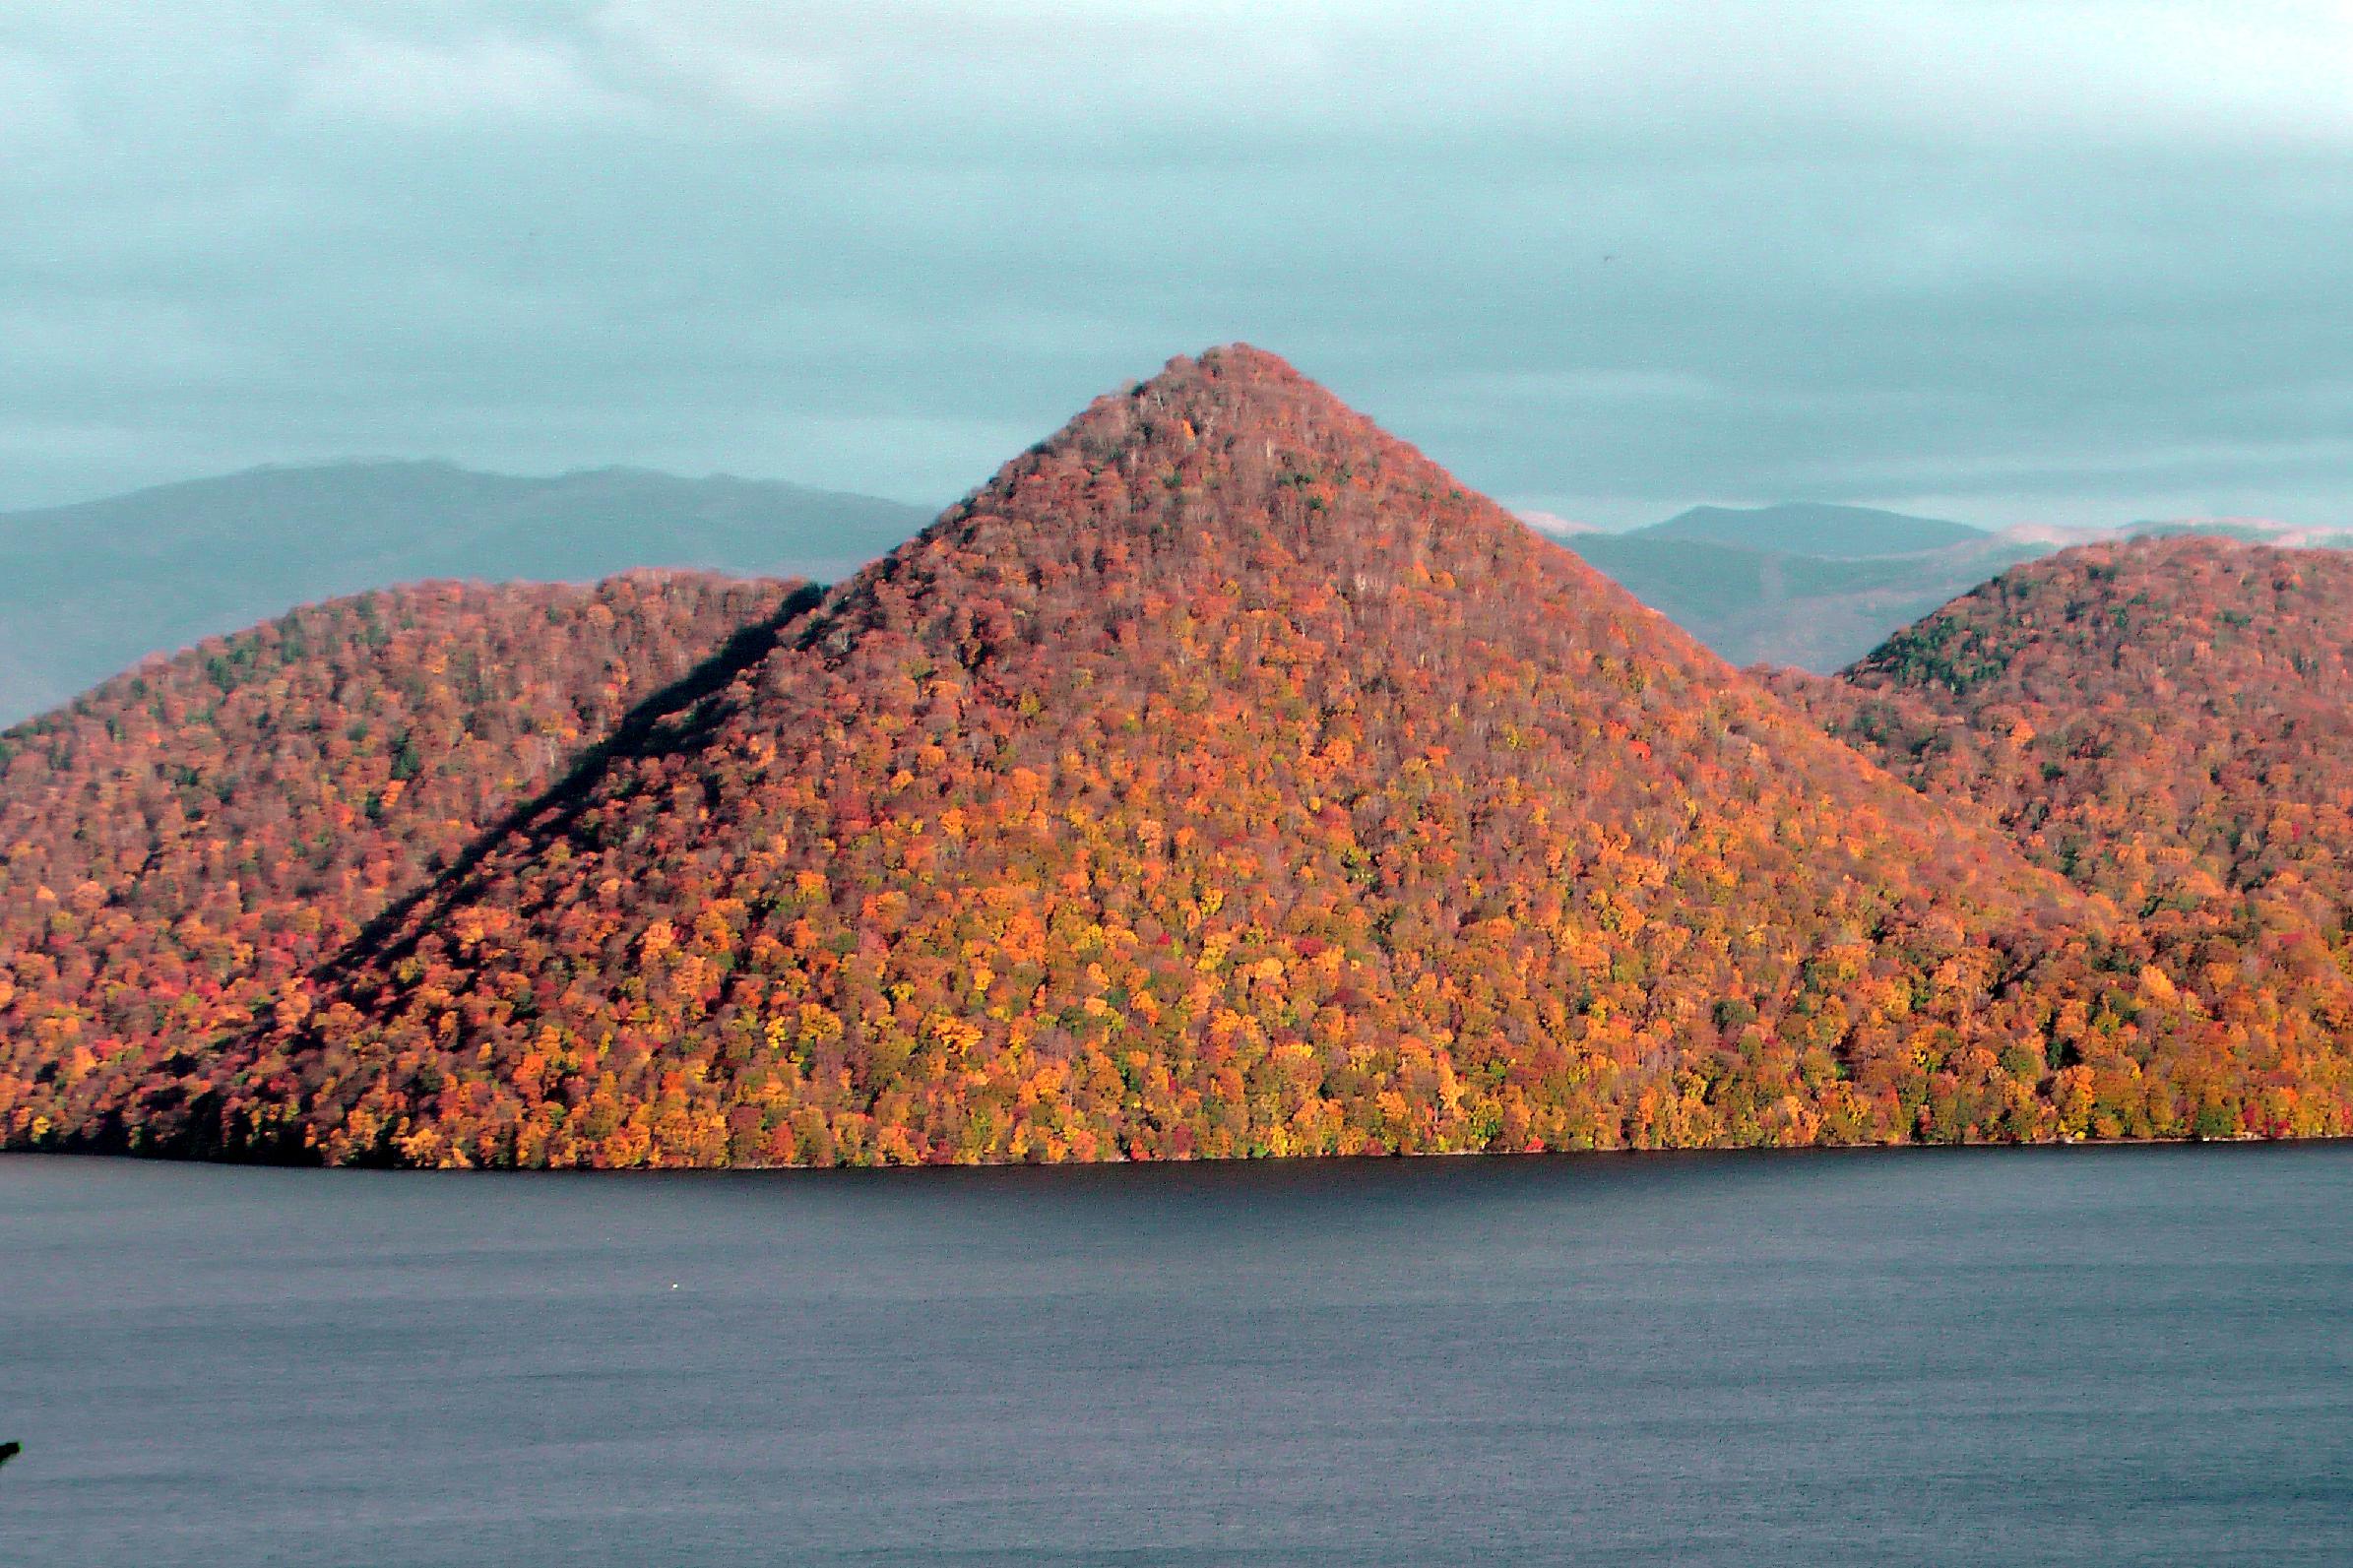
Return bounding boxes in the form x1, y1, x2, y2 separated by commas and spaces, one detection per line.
4, 1145, 2350, 1565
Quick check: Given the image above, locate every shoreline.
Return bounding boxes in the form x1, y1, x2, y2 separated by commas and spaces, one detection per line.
5, 1129, 2349, 1181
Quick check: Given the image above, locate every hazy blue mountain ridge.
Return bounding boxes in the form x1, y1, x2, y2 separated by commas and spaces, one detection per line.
1565, 530, 2046, 671
1633, 501, 1990, 557
0, 461, 933, 724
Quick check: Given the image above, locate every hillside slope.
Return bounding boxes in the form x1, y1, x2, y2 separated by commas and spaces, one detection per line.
1774, 536, 2353, 1136
190, 347, 2333, 1166
0, 462, 928, 723
0, 574, 803, 1150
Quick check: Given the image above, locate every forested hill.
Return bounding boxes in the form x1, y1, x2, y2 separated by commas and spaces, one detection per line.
1773, 537, 2353, 1139
0, 573, 801, 1152
1566, 510, 2353, 672
5, 350, 2347, 1166
0, 462, 929, 725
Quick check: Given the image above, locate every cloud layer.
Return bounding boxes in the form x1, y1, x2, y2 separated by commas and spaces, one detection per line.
5, 1, 2351, 526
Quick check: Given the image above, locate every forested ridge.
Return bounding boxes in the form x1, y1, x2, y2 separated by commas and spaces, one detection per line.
1776, 536, 2353, 1139
0, 461, 927, 725
0, 574, 798, 1151
3, 350, 2348, 1165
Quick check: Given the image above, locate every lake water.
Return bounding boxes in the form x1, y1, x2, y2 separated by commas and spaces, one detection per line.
4, 1145, 2350, 1565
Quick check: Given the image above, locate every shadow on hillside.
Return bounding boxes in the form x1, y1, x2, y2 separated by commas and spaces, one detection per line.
319, 579, 831, 986
51, 580, 853, 1164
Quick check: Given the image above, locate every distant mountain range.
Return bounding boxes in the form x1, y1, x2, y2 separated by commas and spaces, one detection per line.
1633, 501, 1991, 557
1562, 503, 2043, 669
0, 462, 933, 724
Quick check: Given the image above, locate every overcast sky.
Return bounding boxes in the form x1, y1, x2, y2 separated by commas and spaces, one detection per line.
5, 1, 2352, 528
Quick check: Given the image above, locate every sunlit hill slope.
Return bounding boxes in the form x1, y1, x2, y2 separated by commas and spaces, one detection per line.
4, 350, 2347, 1164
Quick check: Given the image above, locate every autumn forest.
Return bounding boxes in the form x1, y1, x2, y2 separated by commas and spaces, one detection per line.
5, 346, 2350, 1167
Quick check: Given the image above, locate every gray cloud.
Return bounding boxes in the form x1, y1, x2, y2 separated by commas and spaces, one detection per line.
4, 0, 2351, 528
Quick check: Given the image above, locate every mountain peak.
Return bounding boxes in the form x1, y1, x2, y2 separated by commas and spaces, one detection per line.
1049, 343, 1382, 464
772, 343, 1609, 720
916, 343, 1536, 589
1148, 342, 1314, 395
